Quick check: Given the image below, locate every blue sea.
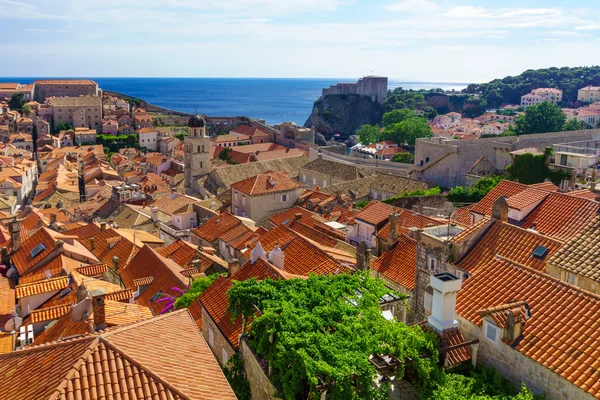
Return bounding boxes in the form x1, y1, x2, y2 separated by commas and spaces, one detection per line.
0, 78, 470, 126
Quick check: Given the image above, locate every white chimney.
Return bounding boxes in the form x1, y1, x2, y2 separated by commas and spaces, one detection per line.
268, 245, 285, 270
250, 241, 267, 264
151, 206, 159, 222
428, 272, 462, 332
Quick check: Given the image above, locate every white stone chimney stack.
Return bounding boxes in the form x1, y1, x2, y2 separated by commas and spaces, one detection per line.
268, 244, 285, 270
428, 272, 462, 332
250, 241, 267, 264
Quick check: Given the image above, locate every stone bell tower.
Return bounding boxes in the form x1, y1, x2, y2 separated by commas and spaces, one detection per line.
184, 111, 211, 192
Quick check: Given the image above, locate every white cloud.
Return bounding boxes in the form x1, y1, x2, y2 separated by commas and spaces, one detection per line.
575, 24, 600, 30
384, 0, 439, 13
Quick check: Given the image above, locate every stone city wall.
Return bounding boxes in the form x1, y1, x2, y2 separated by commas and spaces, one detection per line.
239, 337, 278, 400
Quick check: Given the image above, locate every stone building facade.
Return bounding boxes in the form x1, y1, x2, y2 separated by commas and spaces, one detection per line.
184, 113, 211, 193
47, 95, 103, 133
322, 76, 388, 104
201, 306, 235, 365
34, 79, 99, 102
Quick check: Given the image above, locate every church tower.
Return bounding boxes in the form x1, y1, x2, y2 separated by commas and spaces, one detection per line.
184, 111, 211, 192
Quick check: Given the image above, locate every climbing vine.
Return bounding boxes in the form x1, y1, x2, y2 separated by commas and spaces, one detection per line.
224, 353, 252, 400
227, 272, 438, 400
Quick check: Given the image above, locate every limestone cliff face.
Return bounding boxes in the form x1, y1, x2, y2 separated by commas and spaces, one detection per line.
304, 94, 384, 139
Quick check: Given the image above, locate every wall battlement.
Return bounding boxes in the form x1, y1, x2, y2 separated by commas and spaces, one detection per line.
322, 76, 388, 104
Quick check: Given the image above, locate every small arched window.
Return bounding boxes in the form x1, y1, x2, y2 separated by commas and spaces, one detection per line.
198, 145, 201, 153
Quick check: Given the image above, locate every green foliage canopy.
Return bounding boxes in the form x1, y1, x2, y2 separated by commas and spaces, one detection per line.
227, 273, 439, 400
382, 187, 442, 204
512, 101, 566, 135
357, 124, 381, 145
447, 175, 503, 204
506, 150, 568, 185
8, 93, 25, 111
174, 273, 221, 309
391, 152, 414, 164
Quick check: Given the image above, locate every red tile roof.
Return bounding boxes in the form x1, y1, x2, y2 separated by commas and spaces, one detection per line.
230, 170, 302, 196
191, 212, 242, 243
268, 205, 319, 227
455, 220, 563, 273
371, 234, 417, 290
15, 276, 69, 299
477, 300, 529, 329
0, 310, 236, 400
519, 192, 599, 242
74, 263, 107, 276
120, 245, 188, 315
456, 257, 600, 398
505, 188, 549, 211
470, 180, 526, 216
354, 201, 395, 227
450, 205, 475, 227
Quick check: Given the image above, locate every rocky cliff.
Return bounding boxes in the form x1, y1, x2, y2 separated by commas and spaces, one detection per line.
304, 94, 384, 139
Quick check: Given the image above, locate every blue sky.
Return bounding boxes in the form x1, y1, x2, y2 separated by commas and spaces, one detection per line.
1, 0, 599, 81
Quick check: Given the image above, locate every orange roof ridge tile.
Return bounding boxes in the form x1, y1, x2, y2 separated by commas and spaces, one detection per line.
494, 254, 600, 301
15, 276, 69, 298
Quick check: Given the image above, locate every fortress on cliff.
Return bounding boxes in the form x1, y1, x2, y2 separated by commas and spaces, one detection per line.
322, 76, 388, 104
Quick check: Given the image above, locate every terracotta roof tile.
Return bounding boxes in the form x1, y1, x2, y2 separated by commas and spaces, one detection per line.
371, 234, 417, 290
354, 201, 395, 227
471, 180, 527, 216
120, 245, 187, 315
132, 276, 155, 286
455, 220, 563, 273
0, 310, 236, 400
450, 205, 475, 227
505, 188, 549, 211
456, 256, 600, 398
74, 263, 107, 276
519, 192, 599, 242
28, 303, 71, 323
187, 298, 203, 330
191, 212, 242, 243
0, 331, 14, 354
477, 300, 529, 328
269, 205, 319, 227
0, 277, 15, 324
15, 276, 69, 299
230, 170, 302, 196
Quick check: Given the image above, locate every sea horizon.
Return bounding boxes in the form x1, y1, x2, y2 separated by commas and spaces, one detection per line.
0, 77, 472, 126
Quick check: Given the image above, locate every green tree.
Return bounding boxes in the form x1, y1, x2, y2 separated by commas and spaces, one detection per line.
506, 149, 568, 185
383, 116, 432, 147
357, 124, 381, 145
173, 273, 221, 309
391, 152, 414, 163
56, 122, 73, 132
382, 109, 415, 126
219, 147, 233, 163
563, 118, 585, 131
513, 101, 566, 135
8, 93, 25, 111
125, 134, 138, 146
21, 104, 32, 117
447, 175, 503, 204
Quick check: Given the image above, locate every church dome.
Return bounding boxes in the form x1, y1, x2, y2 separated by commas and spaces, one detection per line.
188, 112, 205, 128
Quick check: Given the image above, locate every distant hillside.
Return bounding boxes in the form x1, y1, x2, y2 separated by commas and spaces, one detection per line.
464, 66, 600, 108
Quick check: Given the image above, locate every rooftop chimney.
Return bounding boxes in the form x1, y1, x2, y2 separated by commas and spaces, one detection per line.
427, 272, 462, 332
295, 213, 302, 220
9, 220, 21, 252
491, 196, 508, 222
49, 213, 57, 225
151, 206, 159, 223
228, 258, 241, 277
112, 256, 119, 271
90, 237, 95, 252
250, 241, 267, 264
100, 222, 107, 231
55, 240, 64, 255
268, 245, 285, 270
92, 294, 107, 331
355, 241, 371, 271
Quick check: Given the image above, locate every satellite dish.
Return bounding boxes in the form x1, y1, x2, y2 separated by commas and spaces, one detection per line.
4, 315, 22, 331
71, 298, 93, 322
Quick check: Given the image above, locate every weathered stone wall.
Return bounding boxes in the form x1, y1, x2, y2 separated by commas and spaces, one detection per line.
201, 307, 236, 365
412, 129, 600, 188
382, 195, 454, 216
239, 337, 278, 400
457, 315, 594, 400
